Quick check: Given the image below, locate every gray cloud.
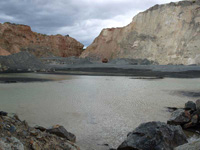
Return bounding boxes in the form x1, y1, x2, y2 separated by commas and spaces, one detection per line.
0, 0, 180, 46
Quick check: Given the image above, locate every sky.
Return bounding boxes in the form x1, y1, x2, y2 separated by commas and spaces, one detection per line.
0, 0, 180, 47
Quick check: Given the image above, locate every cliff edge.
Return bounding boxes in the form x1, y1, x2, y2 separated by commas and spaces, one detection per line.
0, 23, 84, 57
81, 0, 200, 65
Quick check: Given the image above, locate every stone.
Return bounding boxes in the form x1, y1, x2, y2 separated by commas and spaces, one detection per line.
81, 0, 200, 65
117, 122, 188, 150
167, 109, 191, 125
47, 125, 76, 143
175, 139, 200, 150
9, 125, 16, 133
196, 99, 200, 111
0, 137, 24, 150
30, 130, 39, 136
185, 101, 196, 110
0, 112, 80, 150
191, 114, 198, 124
183, 114, 198, 129
0, 111, 7, 116
31, 142, 41, 150
34, 125, 46, 132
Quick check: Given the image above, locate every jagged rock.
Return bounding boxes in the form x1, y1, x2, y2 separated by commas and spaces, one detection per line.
81, 0, 200, 65
34, 125, 46, 132
175, 139, 200, 150
167, 109, 191, 125
117, 122, 187, 150
0, 22, 84, 57
47, 125, 76, 143
0, 112, 80, 150
185, 101, 196, 111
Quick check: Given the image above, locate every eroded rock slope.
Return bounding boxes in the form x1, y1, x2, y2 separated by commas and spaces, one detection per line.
0, 22, 84, 57
81, 0, 200, 65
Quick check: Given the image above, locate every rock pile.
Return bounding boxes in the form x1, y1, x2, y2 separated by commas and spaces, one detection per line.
117, 121, 187, 150
0, 111, 79, 150
0, 51, 46, 72
167, 99, 200, 133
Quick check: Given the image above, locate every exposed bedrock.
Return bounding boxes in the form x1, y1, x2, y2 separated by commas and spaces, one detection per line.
0, 22, 84, 57
81, 0, 200, 65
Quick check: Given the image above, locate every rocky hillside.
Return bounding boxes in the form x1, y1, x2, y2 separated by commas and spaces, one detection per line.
81, 0, 200, 65
0, 22, 84, 57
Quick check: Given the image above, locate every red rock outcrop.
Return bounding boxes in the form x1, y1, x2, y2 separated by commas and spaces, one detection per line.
0, 22, 84, 57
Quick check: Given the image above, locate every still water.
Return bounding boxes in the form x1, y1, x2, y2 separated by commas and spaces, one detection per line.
0, 73, 200, 149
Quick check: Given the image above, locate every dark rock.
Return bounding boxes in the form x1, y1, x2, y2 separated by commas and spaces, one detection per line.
117, 122, 187, 150
34, 125, 46, 132
183, 114, 198, 129
175, 138, 200, 150
185, 101, 196, 110
165, 107, 178, 112
191, 114, 198, 124
9, 125, 16, 133
109, 58, 157, 65
47, 125, 76, 143
0, 52, 46, 72
167, 109, 191, 125
196, 99, 200, 111
0, 111, 7, 116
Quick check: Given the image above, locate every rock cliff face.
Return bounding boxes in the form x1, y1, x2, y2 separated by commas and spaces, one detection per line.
81, 0, 200, 65
0, 23, 84, 57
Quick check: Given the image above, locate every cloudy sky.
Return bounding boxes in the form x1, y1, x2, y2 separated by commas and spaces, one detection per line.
0, 0, 180, 46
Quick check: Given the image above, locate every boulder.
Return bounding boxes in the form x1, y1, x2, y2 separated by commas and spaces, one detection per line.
185, 101, 196, 111
117, 122, 187, 150
167, 109, 191, 125
175, 139, 200, 150
47, 125, 76, 143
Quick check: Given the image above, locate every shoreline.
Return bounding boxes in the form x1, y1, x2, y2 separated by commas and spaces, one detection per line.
2, 64, 200, 79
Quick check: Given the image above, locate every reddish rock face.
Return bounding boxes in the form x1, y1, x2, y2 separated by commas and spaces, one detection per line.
0, 47, 10, 56
0, 22, 84, 57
